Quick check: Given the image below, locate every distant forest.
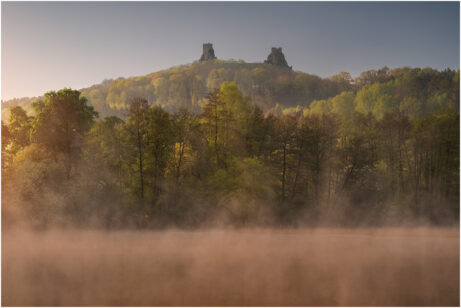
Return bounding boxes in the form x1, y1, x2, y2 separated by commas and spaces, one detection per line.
5, 60, 444, 120
2, 60, 348, 120
2, 65, 459, 228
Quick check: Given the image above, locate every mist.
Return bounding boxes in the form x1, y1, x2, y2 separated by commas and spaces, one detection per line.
3, 176, 459, 306
2, 59, 460, 306
2, 228, 458, 306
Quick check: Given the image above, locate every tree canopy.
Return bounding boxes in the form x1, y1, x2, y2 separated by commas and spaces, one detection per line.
2, 67, 459, 229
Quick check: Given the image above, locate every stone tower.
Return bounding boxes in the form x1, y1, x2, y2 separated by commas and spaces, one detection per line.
264, 47, 291, 69
200, 43, 217, 61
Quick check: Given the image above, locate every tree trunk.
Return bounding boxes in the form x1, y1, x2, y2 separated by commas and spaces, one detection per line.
281, 142, 287, 203
137, 128, 144, 202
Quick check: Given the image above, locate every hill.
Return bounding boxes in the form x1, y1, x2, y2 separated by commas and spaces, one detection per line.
1, 44, 459, 121
2, 46, 459, 229
1, 58, 350, 121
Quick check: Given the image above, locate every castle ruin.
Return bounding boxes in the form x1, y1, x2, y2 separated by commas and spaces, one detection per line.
200, 43, 217, 61
265, 47, 291, 68
198, 43, 291, 69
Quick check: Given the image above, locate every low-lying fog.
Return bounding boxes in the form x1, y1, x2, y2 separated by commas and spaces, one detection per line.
2, 227, 459, 306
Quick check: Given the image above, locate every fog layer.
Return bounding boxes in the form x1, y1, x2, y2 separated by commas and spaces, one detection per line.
2, 228, 459, 306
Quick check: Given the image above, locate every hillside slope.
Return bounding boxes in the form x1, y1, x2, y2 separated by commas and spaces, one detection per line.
77, 60, 349, 118
2, 60, 459, 122
2, 59, 348, 120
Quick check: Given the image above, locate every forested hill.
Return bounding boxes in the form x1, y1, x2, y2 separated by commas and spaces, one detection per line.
80, 60, 337, 116
1, 59, 365, 121
2, 64, 459, 228
2, 61, 459, 122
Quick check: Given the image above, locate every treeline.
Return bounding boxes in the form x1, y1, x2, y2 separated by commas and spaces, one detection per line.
1, 60, 369, 122
2, 71, 459, 228
80, 60, 350, 118
3, 64, 458, 124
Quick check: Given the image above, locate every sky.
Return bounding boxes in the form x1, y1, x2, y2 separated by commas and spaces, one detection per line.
2, 1, 459, 100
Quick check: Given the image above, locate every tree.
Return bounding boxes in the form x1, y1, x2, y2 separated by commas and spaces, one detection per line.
355, 67, 390, 87
6, 106, 32, 154
355, 83, 396, 119
84, 116, 125, 189
217, 81, 253, 158
337, 112, 380, 204
123, 97, 149, 202
378, 112, 410, 199
31, 89, 97, 178
202, 89, 224, 169
303, 113, 339, 206
274, 114, 298, 203
2, 121, 11, 171
171, 109, 198, 186
145, 106, 174, 206
246, 105, 270, 157
330, 72, 353, 92
202, 82, 253, 169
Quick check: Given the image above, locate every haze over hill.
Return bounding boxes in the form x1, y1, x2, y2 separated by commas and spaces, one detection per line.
2, 44, 346, 120
2, 43, 459, 123
2, 3, 459, 307
3, 2, 459, 102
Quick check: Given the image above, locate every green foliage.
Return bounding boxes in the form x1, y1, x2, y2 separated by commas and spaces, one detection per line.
355, 82, 396, 118
2, 61, 354, 120
30, 89, 97, 178
201, 82, 254, 169
6, 106, 32, 155
3, 66, 459, 228
84, 116, 125, 188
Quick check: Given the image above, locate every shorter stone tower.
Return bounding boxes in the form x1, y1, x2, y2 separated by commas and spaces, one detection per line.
264, 47, 291, 69
200, 43, 217, 61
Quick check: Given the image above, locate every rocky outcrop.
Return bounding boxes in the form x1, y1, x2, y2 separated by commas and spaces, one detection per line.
200, 43, 217, 61
264, 47, 291, 69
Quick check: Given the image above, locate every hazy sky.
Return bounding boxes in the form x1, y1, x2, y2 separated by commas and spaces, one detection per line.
2, 1, 459, 100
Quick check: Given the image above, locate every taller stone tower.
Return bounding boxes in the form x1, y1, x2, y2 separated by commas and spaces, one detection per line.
264, 47, 291, 69
200, 43, 217, 61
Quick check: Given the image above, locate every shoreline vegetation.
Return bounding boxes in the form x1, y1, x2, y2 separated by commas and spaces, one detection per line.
2, 65, 459, 229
